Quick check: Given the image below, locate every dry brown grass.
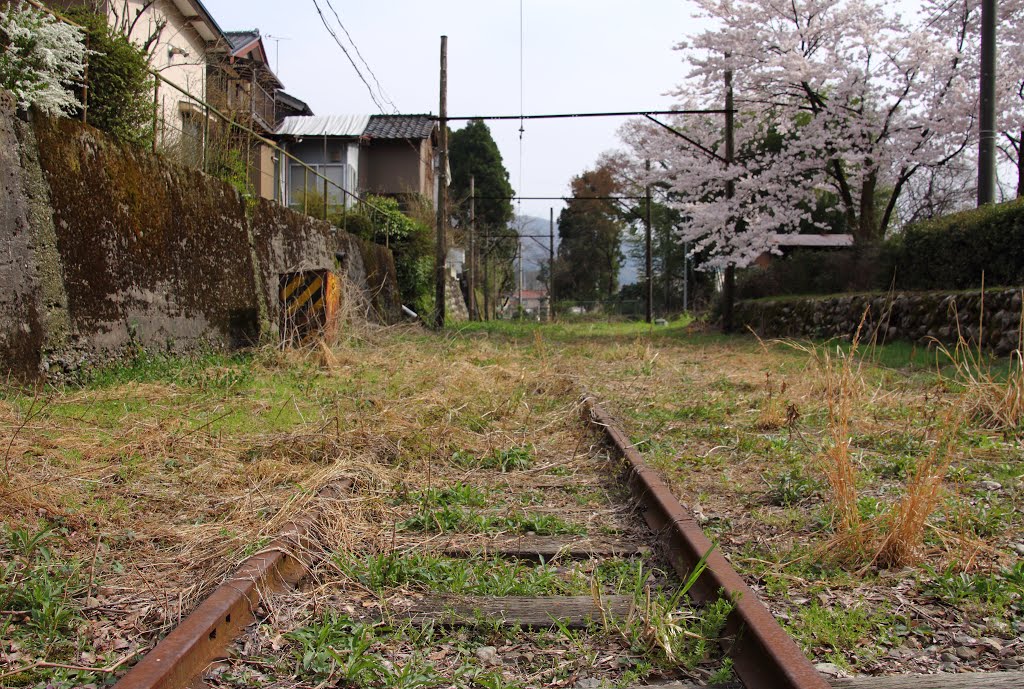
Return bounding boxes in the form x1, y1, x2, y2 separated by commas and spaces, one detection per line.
787, 336, 865, 541
754, 372, 787, 431
875, 406, 963, 568
936, 295, 1024, 431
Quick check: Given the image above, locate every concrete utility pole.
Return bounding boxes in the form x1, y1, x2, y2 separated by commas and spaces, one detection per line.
645, 159, 653, 324
434, 36, 448, 328
468, 175, 476, 320
978, 0, 997, 206
664, 221, 671, 314
722, 65, 736, 333
549, 207, 555, 321
518, 239, 524, 318
483, 229, 490, 320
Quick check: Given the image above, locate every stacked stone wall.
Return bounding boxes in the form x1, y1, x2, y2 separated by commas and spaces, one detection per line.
736, 289, 1022, 355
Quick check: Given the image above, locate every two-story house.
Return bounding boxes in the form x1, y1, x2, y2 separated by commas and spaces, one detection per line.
205, 29, 284, 199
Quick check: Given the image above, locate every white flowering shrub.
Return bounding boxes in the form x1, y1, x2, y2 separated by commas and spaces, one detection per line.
0, 1, 87, 115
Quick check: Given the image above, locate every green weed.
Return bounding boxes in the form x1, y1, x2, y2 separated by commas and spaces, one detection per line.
922, 561, 1024, 613
450, 445, 535, 471
286, 615, 440, 688
398, 504, 584, 536
334, 552, 581, 596
766, 468, 820, 506
0, 524, 90, 686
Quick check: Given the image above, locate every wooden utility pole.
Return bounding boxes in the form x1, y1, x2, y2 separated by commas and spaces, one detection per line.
722, 66, 736, 333
434, 36, 449, 329
645, 159, 653, 324
683, 240, 689, 312
468, 175, 477, 320
549, 207, 555, 321
978, 0, 997, 205
151, 79, 160, 154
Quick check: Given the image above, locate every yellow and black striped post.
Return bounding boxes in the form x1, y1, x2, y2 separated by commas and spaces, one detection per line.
279, 270, 341, 345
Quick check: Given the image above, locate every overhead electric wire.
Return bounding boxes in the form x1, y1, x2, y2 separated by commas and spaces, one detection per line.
309, 0, 435, 196
442, 109, 732, 121
309, 0, 385, 112
321, 0, 397, 112
475, 195, 648, 201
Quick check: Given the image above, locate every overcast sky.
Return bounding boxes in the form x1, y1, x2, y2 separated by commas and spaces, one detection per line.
201, 0, 705, 220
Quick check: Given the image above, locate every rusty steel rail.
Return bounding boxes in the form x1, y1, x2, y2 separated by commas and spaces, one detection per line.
112, 479, 354, 689
584, 396, 830, 689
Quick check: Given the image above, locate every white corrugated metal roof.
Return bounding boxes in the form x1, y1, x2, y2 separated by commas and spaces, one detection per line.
770, 233, 854, 247
276, 115, 371, 137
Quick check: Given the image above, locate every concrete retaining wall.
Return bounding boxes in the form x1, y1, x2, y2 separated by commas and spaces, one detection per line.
736, 289, 1023, 356
1, 96, 401, 379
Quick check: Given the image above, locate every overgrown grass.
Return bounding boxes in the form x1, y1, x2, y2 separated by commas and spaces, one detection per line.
397, 504, 585, 536
0, 524, 96, 688
334, 552, 586, 597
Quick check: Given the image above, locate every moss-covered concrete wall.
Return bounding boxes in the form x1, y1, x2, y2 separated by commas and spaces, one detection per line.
33, 111, 262, 365
0, 99, 401, 379
736, 289, 1022, 355
0, 93, 46, 374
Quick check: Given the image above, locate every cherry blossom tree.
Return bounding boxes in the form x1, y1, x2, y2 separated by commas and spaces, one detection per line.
0, 1, 88, 116
619, 0, 980, 269
921, 0, 1024, 198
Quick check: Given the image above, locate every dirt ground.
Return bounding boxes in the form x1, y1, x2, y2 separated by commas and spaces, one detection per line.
1, 319, 1021, 687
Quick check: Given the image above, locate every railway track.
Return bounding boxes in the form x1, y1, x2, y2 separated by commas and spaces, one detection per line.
109, 395, 1022, 689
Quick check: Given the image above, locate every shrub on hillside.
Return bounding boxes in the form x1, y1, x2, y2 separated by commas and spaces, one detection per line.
327, 195, 434, 316
65, 9, 154, 147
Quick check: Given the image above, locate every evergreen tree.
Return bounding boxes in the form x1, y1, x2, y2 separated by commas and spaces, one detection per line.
553, 164, 624, 303
448, 119, 517, 313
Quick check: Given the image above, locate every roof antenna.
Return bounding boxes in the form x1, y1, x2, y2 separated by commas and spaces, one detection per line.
265, 34, 291, 76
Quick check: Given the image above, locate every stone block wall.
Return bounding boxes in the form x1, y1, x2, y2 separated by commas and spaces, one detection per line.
736, 289, 1022, 356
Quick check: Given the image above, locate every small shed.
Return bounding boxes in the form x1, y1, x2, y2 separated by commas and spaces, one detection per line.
359, 115, 438, 204
276, 115, 370, 212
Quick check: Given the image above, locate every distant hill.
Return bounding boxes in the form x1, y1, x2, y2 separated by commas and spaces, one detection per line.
510, 214, 641, 291
513, 215, 557, 291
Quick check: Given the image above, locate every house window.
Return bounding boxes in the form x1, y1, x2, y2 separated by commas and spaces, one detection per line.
289, 163, 352, 210
180, 111, 203, 168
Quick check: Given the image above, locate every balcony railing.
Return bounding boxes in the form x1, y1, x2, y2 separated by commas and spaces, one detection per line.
251, 81, 275, 131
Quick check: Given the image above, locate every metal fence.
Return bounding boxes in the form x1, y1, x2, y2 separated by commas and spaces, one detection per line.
25, 0, 391, 232
148, 71, 376, 224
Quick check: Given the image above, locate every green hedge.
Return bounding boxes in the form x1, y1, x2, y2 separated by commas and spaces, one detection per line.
738, 199, 1024, 299
887, 198, 1024, 290
737, 247, 887, 299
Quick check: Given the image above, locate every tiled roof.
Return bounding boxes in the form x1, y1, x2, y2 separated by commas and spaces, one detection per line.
276, 91, 314, 117
363, 115, 436, 140
224, 30, 260, 54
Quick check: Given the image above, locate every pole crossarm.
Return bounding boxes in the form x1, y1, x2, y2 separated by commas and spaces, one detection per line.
644, 115, 728, 165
